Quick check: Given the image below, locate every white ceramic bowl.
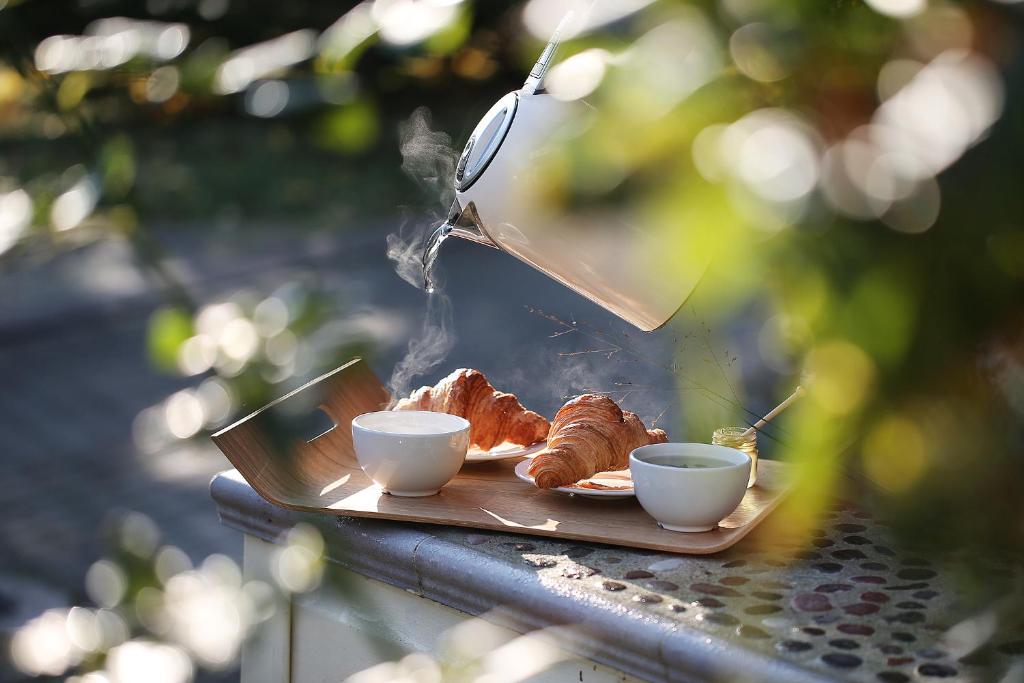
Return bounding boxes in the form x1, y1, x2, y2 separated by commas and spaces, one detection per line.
630, 443, 751, 532
351, 411, 470, 497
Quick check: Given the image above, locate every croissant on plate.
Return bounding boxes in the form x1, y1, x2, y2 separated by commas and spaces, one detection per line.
393, 368, 550, 450
527, 394, 667, 489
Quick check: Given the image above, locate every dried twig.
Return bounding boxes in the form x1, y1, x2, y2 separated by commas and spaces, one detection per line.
527, 307, 794, 443
694, 308, 740, 406
651, 406, 669, 429
528, 306, 769, 425
559, 349, 619, 357
549, 328, 576, 338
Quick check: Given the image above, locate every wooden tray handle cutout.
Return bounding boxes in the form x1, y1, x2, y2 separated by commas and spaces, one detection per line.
212, 358, 391, 510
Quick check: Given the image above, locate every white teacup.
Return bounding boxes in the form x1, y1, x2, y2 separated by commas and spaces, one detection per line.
351, 411, 470, 497
630, 442, 751, 532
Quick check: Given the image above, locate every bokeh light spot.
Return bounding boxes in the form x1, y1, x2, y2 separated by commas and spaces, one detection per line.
165, 390, 205, 439
253, 296, 289, 336
177, 334, 216, 375
85, 559, 128, 608
155, 545, 194, 585
219, 317, 259, 362
863, 415, 928, 492
107, 640, 193, 683
804, 340, 876, 416
196, 377, 235, 427
0, 188, 32, 255
272, 523, 324, 593
729, 23, 787, 83
146, 65, 180, 103
10, 609, 78, 677
545, 48, 608, 102
372, 0, 461, 47
51, 176, 99, 232
865, 0, 927, 19
246, 80, 290, 118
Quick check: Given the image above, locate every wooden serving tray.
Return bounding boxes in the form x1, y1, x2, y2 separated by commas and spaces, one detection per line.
212, 359, 792, 555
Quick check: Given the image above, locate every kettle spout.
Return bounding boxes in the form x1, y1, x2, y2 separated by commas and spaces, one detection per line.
447, 201, 496, 248
421, 200, 497, 293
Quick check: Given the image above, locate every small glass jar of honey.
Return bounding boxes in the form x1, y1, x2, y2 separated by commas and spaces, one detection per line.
712, 427, 758, 488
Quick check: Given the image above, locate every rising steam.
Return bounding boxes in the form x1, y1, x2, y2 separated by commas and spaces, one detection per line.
385, 222, 429, 290
386, 107, 460, 398
387, 292, 455, 399
398, 106, 458, 208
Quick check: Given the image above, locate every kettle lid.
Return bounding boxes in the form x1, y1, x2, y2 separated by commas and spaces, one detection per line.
455, 91, 518, 192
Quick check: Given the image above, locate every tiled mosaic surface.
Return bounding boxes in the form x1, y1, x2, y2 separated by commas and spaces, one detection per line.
431, 505, 1024, 682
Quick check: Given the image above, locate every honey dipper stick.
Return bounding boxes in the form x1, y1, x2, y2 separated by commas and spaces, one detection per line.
741, 386, 806, 438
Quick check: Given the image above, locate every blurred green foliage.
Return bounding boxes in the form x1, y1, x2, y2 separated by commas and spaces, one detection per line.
521, 1, 1024, 573
2, 1, 1024, 675
0, 1, 526, 234
147, 305, 193, 371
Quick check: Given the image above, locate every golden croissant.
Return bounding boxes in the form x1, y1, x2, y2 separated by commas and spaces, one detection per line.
394, 368, 550, 450
527, 394, 667, 489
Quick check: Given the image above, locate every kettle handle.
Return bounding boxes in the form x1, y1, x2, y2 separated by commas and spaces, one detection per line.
522, 10, 575, 95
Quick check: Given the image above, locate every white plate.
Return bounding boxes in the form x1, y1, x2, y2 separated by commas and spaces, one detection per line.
465, 440, 547, 463
513, 459, 635, 499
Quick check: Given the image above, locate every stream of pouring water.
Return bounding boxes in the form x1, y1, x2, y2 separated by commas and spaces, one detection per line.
386, 215, 457, 400
421, 218, 452, 294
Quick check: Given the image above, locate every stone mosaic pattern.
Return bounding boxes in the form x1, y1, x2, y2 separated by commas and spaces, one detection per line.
431, 505, 1024, 682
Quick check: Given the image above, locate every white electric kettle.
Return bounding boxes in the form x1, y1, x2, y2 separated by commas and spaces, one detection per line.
423, 27, 704, 332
